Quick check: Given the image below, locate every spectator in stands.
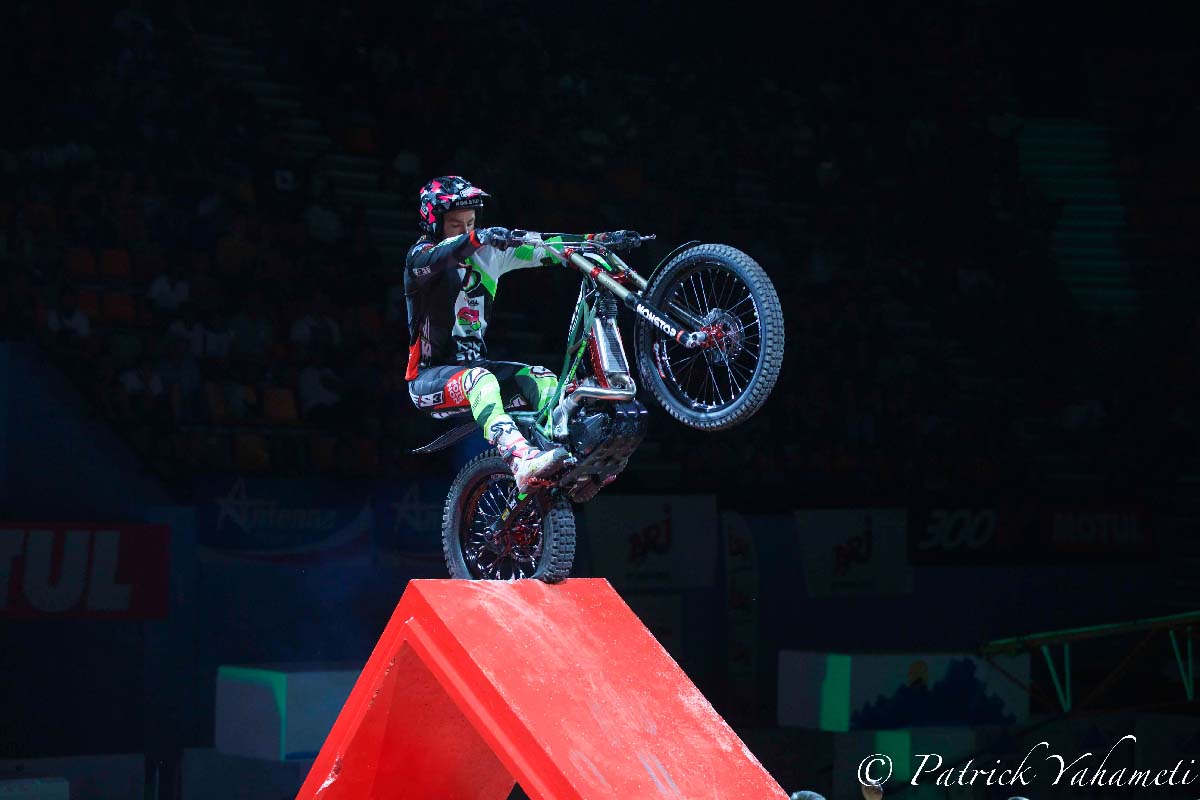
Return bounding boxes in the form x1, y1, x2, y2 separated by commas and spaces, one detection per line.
45, 286, 91, 342
255, 136, 304, 221
303, 184, 345, 247
229, 288, 275, 364
199, 308, 234, 361
2, 268, 36, 338
116, 355, 165, 421
215, 213, 258, 282
187, 251, 221, 313
299, 350, 347, 426
290, 290, 341, 352
344, 343, 384, 433
346, 208, 382, 276
168, 304, 204, 356
158, 332, 202, 422
147, 255, 190, 314
65, 180, 115, 247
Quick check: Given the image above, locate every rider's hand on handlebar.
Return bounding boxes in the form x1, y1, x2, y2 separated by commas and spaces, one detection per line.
474, 226, 512, 251
589, 230, 645, 250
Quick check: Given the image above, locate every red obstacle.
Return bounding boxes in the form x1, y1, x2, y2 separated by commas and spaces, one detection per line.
296, 578, 787, 799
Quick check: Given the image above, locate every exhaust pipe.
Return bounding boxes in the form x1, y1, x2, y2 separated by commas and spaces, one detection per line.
551, 380, 636, 438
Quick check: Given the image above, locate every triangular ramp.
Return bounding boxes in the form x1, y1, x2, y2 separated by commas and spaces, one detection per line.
296, 579, 787, 799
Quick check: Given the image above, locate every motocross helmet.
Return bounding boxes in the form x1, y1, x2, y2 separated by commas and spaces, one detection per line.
417, 175, 490, 236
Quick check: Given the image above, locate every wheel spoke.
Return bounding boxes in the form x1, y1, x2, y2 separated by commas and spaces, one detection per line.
688, 273, 707, 314
672, 283, 702, 317
702, 270, 720, 315
719, 270, 738, 309
695, 272, 713, 314
721, 352, 745, 395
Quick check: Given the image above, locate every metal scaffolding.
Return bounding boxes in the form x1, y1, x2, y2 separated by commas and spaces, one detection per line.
980, 609, 1200, 714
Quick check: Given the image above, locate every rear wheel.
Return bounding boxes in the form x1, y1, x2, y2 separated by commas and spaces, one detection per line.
635, 244, 785, 430
441, 450, 576, 582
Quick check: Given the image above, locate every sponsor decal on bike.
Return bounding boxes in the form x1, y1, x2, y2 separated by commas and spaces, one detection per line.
635, 303, 678, 338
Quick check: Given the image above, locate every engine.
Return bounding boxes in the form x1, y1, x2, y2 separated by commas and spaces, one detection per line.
568, 409, 612, 457
558, 401, 647, 502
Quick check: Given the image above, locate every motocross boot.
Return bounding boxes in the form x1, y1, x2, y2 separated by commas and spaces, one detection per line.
491, 425, 570, 493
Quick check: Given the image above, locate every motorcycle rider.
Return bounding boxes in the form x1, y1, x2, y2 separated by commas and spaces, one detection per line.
405, 175, 592, 491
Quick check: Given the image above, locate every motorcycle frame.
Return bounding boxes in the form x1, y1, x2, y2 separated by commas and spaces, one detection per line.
492, 236, 711, 530
528, 238, 710, 438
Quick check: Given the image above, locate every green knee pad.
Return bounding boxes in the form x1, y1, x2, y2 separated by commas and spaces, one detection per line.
515, 366, 559, 413
465, 368, 507, 436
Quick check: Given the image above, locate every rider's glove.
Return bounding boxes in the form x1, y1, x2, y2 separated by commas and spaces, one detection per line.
473, 226, 511, 251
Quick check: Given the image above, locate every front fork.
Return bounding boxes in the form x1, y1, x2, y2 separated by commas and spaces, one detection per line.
562, 250, 709, 349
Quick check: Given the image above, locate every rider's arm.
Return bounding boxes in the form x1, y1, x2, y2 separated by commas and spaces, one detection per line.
499, 234, 590, 275
404, 232, 485, 294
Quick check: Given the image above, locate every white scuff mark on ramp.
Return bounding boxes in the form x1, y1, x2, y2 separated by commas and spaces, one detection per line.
315, 755, 343, 795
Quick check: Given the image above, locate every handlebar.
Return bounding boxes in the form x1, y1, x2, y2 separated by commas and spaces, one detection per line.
508, 229, 655, 252
508, 229, 709, 349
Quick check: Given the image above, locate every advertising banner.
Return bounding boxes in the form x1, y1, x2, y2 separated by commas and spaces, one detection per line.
195, 477, 372, 562
0, 522, 169, 619
722, 511, 760, 708
371, 478, 452, 563
795, 508, 914, 597
583, 494, 718, 589
908, 502, 1153, 563
777, 650, 1030, 731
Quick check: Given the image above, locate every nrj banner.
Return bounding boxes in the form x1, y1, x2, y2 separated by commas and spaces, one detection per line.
795, 508, 914, 597
583, 494, 718, 589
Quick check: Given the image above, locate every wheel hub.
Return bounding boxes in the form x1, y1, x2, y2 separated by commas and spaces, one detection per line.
700, 309, 744, 363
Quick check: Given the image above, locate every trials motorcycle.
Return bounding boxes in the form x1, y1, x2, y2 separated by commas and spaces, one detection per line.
412, 230, 785, 582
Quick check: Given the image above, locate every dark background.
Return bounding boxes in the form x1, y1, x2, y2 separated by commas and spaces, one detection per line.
2, 0, 1198, 796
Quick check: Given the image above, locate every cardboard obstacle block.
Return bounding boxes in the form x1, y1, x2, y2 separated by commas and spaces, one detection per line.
297, 578, 789, 799
216, 663, 359, 761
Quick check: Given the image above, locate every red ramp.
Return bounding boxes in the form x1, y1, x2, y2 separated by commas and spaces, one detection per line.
297, 578, 787, 799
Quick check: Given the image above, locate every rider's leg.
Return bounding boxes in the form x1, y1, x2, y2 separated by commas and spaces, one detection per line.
513, 365, 559, 413
459, 367, 568, 490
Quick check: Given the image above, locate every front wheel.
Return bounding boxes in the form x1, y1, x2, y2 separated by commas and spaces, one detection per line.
441, 450, 576, 582
635, 243, 785, 430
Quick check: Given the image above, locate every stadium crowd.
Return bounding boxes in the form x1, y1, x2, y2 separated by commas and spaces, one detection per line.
2, 0, 1195, 497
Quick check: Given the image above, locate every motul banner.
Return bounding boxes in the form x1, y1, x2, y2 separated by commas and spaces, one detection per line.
0, 523, 169, 618
908, 503, 1152, 563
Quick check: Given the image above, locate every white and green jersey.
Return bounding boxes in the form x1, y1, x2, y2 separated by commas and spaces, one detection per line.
403, 232, 581, 379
